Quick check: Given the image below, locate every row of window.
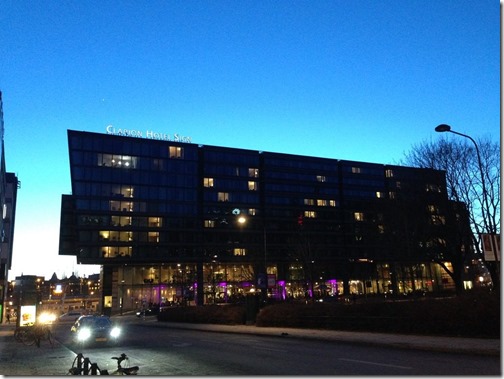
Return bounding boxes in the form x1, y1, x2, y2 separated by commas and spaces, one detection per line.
80, 215, 162, 227
91, 153, 407, 186
100, 246, 248, 259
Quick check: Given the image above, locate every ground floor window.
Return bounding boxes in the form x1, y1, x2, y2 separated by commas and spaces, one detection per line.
110, 260, 455, 312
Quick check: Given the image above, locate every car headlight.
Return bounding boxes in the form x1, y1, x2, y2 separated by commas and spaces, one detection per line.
38, 312, 57, 324
110, 327, 121, 338
77, 328, 92, 341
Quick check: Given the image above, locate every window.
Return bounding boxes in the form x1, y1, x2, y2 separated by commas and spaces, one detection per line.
233, 248, 247, 256
431, 215, 446, 225
389, 191, 396, 199
376, 191, 385, 198
204, 220, 216, 228
204, 178, 214, 188
317, 199, 327, 206
427, 205, 439, 214
248, 208, 257, 216
354, 212, 364, 221
352, 167, 361, 174
148, 232, 159, 243
98, 153, 137, 168
329, 200, 337, 207
316, 175, 326, 182
218, 192, 230, 202
249, 168, 259, 178
426, 184, 441, 193
169, 146, 184, 158
248, 181, 258, 191
385, 169, 394, 178
304, 198, 314, 205
148, 217, 162, 227
304, 210, 316, 218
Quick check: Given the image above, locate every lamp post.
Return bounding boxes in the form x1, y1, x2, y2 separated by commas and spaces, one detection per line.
435, 124, 499, 283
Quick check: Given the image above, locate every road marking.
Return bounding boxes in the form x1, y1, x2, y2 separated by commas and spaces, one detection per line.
172, 342, 192, 347
339, 358, 412, 370
200, 339, 223, 344
252, 346, 287, 353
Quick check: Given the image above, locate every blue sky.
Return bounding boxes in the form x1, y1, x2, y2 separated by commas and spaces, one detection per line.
1, 1, 500, 279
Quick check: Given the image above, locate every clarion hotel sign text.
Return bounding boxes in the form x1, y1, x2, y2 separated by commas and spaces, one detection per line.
106, 125, 192, 143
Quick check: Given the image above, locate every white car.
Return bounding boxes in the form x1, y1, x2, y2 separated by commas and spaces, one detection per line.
59, 311, 84, 323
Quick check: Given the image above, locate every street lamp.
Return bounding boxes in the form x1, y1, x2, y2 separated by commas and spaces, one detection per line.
435, 124, 499, 280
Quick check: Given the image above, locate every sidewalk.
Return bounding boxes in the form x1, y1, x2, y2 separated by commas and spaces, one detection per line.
0, 323, 77, 376
120, 315, 500, 357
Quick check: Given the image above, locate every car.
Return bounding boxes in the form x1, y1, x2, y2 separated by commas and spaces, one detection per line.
135, 307, 159, 317
58, 311, 84, 323
70, 315, 121, 345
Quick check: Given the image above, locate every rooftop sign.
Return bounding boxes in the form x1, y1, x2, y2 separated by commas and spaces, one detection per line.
106, 125, 192, 143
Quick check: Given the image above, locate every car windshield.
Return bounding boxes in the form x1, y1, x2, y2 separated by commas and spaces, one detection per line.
80, 317, 111, 328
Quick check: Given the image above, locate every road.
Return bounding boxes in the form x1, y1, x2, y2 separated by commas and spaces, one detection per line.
50, 317, 500, 376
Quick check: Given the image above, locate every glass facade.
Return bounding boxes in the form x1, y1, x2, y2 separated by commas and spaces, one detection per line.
60, 130, 465, 313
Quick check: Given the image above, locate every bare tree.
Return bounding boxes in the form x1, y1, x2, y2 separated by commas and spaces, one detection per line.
401, 136, 500, 288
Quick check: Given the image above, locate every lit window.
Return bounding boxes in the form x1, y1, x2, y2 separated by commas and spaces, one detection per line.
317, 199, 327, 206
98, 153, 137, 168
354, 212, 364, 221
148, 217, 162, 227
376, 191, 385, 198
249, 168, 259, 178
304, 199, 314, 205
377, 224, 385, 234
248, 181, 258, 191
304, 211, 316, 218
427, 205, 438, 213
204, 220, 216, 228
426, 184, 441, 193
389, 191, 396, 199
204, 178, 214, 187
233, 248, 247, 256
148, 232, 159, 243
385, 169, 394, 178
248, 208, 257, 216
431, 215, 446, 225
110, 200, 120, 211
352, 167, 361, 174
125, 187, 134, 198
316, 175, 326, 182
169, 146, 184, 158
329, 200, 337, 207
218, 192, 230, 202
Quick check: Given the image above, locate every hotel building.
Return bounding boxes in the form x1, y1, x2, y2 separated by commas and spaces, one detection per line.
59, 129, 469, 314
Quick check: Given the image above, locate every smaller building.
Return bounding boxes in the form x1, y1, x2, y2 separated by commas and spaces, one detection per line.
6, 273, 101, 323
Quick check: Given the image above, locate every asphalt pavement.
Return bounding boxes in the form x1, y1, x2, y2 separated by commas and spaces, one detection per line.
124, 314, 500, 357
0, 316, 499, 376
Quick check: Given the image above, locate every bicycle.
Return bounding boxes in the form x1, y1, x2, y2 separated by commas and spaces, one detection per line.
14, 323, 53, 348
68, 353, 139, 375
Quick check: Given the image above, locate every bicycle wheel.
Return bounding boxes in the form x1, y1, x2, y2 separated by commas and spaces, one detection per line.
14, 327, 23, 342
20, 328, 36, 346
14, 327, 28, 342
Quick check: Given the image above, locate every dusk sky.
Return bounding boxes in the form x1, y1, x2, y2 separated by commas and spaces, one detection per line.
1, 1, 500, 279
